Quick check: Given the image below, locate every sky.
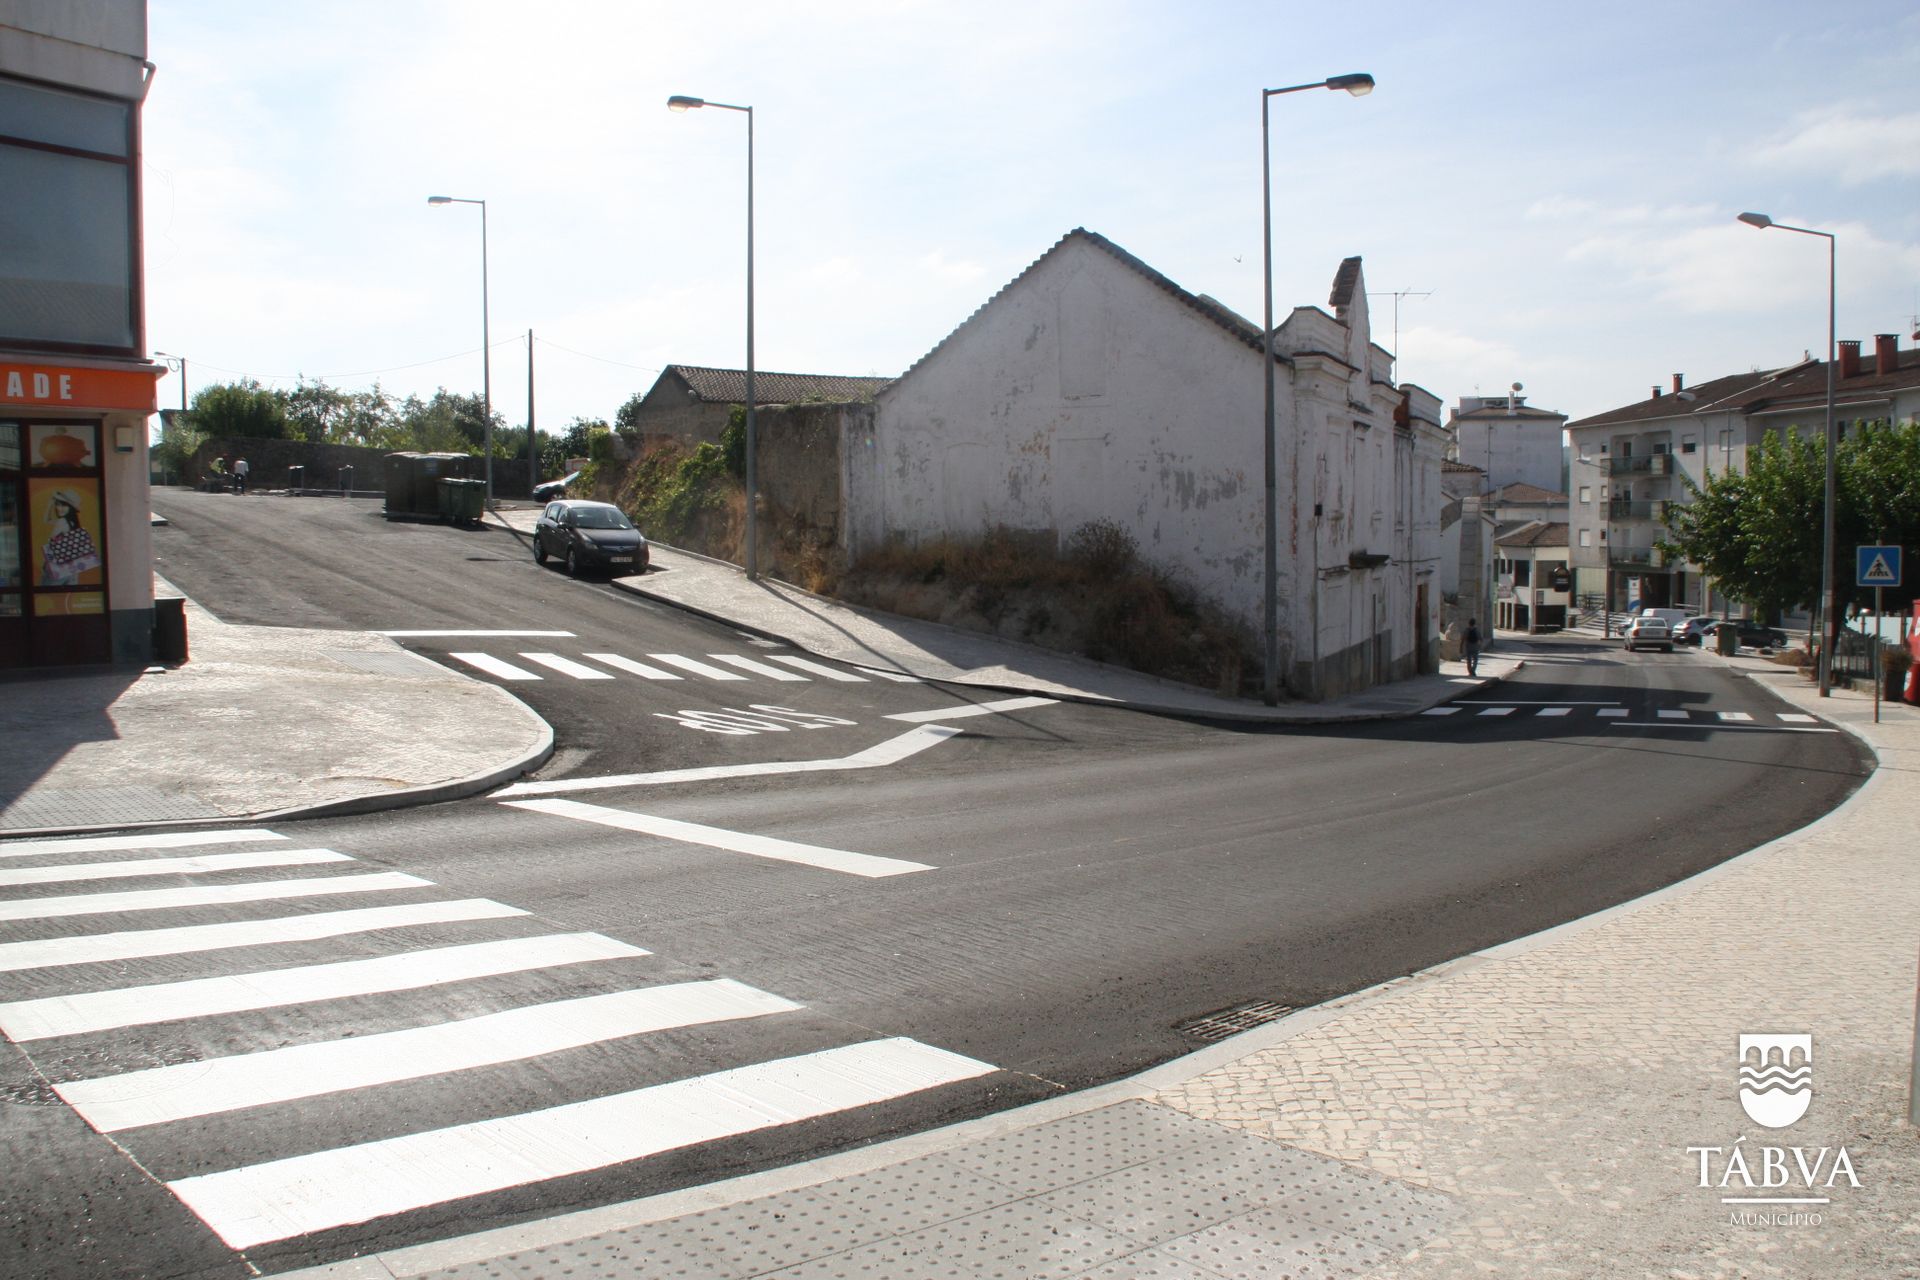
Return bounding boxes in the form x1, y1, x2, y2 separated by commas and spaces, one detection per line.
140, 0, 1920, 437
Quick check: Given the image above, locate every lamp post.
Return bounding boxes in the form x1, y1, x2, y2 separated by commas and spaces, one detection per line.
154, 350, 186, 414
1738, 211, 1835, 696
668, 93, 758, 581
1261, 72, 1374, 705
428, 195, 493, 502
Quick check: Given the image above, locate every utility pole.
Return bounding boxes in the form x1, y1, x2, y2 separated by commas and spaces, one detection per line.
526, 329, 536, 493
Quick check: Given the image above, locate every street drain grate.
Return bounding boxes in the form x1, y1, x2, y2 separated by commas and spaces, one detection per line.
1178, 1000, 1295, 1043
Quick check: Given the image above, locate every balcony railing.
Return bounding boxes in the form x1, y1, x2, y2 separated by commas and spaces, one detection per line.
1608, 499, 1670, 521
1609, 548, 1666, 572
1603, 454, 1672, 477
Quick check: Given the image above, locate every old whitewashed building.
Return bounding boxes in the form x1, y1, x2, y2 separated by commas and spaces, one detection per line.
848, 229, 1445, 699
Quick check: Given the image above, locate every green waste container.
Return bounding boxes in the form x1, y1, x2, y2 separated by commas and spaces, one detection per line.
1716, 624, 1738, 655
438, 477, 486, 526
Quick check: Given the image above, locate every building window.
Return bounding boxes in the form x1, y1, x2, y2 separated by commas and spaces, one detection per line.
1579, 485, 1592, 503
1514, 561, 1531, 587
1681, 437, 1697, 454
1599, 529, 1607, 542
1579, 529, 1592, 547
0, 76, 137, 353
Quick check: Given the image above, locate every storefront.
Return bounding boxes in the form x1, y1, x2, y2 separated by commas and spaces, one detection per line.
0, 361, 160, 668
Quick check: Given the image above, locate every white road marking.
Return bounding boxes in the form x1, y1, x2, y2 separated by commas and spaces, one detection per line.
1421, 707, 1463, 716
1536, 707, 1573, 717
582, 653, 682, 680
519, 652, 614, 680
0, 848, 351, 888
167, 1037, 997, 1249
767, 655, 869, 682
1454, 700, 1622, 706
1477, 707, 1516, 717
493, 725, 963, 798
1718, 711, 1754, 722
0, 873, 433, 922
710, 654, 809, 681
59, 979, 800, 1132
647, 653, 746, 681
1778, 713, 1817, 724
1657, 710, 1691, 720
884, 696, 1058, 723
0, 829, 286, 861
0, 933, 647, 1042
1610, 722, 1837, 734
0, 899, 526, 973
379, 630, 575, 638
503, 800, 933, 878
1597, 708, 1630, 718
858, 667, 923, 682
448, 652, 540, 681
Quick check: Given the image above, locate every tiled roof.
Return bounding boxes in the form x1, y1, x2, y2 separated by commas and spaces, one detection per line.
1492, 481, 1568, 504
1495, 521, 1570, 548
1441, 459, 1484, 473
670, 365, 893, 406
1568, 347, 1920, 430
1449, 405, 1566, 421
886, 228, 1281, 393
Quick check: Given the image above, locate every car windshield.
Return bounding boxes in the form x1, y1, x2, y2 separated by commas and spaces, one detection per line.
571, 507, 634, 531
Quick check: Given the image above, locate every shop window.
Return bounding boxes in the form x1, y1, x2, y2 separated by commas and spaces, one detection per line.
0, 76, 136, 353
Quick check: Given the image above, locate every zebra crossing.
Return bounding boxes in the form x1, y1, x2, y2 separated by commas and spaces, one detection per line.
0, 827, 996, 1251
440, 647, 922, 686
1423, 702, 1827, 729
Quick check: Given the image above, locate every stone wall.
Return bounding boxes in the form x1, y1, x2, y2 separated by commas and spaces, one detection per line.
185, 438, 394, 491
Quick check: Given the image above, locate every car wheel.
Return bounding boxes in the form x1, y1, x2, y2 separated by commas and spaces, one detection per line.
533, 533, 547, 565
565, 546, 579, 578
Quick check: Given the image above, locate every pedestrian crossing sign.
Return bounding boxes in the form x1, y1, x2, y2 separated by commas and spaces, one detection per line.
1856, 545, 1902, 587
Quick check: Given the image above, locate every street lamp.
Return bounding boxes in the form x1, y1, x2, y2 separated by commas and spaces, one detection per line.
428, 195, 493, 502
1738, 210, 1836, 696
668, 93, 759, 581
1261, 72, 1374, 705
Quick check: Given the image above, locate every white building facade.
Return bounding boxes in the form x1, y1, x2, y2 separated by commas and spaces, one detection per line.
848, 230, 1446, 700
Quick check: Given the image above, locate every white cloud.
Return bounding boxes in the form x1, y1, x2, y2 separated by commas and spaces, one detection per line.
1751, 108, 1920, 184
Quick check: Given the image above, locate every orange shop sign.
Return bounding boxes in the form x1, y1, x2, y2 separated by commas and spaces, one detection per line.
2, 362, 159, 412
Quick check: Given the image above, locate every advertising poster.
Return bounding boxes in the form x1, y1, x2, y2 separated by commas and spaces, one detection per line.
28, 477, 103, 589
28, 423, 98, 469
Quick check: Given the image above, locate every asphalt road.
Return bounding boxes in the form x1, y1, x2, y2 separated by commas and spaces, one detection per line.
2, 490, 1873, 1278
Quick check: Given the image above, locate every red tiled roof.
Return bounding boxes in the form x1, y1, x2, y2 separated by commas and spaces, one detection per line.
1568, 347, 1920, 430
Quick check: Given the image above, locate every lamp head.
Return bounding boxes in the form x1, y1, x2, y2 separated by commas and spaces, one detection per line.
1737, 211, 1773, 229
667, 95, 704, 112
427, 196, 453, 205
1326, 73, 1374, 96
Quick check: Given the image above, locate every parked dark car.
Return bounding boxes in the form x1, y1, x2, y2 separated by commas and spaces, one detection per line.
533, 500, 648, 577
1710, 619, 1787, 649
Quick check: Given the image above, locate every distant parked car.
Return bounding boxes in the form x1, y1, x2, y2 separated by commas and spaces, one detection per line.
531, 470, 580, 504
1624, 615, 1674, 653
533, 500, 648, 577
1709, 619, 1787, 650
1674, 616, 1716, 646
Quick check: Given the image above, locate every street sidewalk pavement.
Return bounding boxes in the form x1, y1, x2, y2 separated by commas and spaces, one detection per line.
4, 517, 1911, 1278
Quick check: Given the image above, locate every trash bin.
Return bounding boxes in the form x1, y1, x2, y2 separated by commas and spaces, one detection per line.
438, 477, 486, 526
287, 464, 306, 494
338, 465, 354, 494
1716, 624, 1738, 655
153, 596, 188, 664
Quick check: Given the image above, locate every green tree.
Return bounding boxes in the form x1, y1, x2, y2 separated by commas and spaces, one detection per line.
189, 380, 291, 440
538, 417, 601, 478
612, 391, 647, 443
1664, 419, 1920, 620
285, 379, 396, 446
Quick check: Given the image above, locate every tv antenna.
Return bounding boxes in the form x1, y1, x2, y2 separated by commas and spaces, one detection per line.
1367, 288, 1433, 381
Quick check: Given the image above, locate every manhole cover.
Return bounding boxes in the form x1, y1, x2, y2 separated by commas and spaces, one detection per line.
1177, 999, 1294, 1043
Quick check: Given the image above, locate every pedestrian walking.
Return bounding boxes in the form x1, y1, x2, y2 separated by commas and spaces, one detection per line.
1464, 618, 1482, 677
233, 457, 250, 493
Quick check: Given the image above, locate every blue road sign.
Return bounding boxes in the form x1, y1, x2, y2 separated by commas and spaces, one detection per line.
1857, 545, 1902, 588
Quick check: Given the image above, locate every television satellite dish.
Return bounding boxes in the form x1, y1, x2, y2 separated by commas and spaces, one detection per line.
1511, 382, 1524, 393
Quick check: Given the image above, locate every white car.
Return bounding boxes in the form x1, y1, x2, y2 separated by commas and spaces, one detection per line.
1624, 615, 1674, 652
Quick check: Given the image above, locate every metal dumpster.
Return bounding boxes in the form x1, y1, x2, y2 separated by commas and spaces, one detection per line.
438, 477, 486, 526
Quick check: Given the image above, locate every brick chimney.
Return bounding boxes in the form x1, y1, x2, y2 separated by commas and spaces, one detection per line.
1837, 339, 1861, 378
1876, 334, 1899, 376
1672, 373, 1684, 394
1650, 385, 1663, 400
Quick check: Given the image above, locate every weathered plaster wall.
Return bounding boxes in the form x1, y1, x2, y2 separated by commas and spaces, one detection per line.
859, 236, 1271, 641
